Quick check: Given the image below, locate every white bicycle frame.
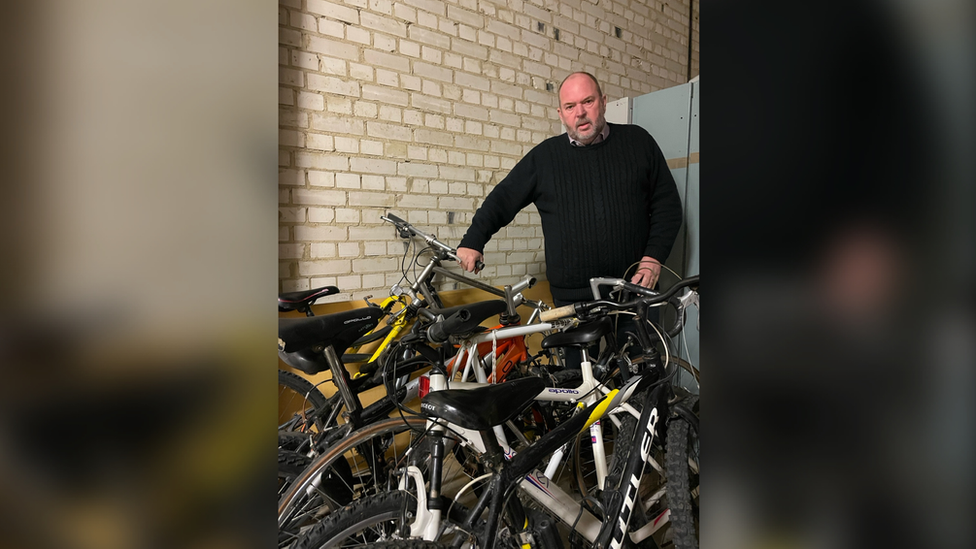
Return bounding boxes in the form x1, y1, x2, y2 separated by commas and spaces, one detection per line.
404, 326, 668, 545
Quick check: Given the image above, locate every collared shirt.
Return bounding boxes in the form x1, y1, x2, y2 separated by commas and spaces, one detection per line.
568, 123, 610, 147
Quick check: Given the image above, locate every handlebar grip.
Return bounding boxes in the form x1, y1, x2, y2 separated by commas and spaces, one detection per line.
385, 212, 407, 225
426, 308, 472, 344
474, 260, 485, 271
540, 305, 576, 322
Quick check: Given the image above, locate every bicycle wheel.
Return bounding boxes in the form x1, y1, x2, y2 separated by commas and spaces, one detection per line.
664, 400, 699, 549
280, 369, 333, 433
293, 491, 467, 549
608, 393, 698, 549
278, 416, 428, 547
369, 542, 451, 549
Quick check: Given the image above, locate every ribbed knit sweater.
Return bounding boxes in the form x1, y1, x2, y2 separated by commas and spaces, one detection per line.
459, 123, 683, 302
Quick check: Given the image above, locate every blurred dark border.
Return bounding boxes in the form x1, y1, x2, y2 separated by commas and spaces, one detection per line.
708, 2, 975, 548
1, 2, 277, 548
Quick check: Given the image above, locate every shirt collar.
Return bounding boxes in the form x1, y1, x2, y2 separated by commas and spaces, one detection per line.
568, 123, 610, 147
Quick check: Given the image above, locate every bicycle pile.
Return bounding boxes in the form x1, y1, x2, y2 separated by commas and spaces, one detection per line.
277, 214, 700, 549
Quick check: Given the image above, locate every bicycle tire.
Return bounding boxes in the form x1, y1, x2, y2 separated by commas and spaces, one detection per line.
292, 488, 466, 549
664, 400, 699, 549
280, 369, 332, 433
369, 542, 451, 549
278, 416, 429, 547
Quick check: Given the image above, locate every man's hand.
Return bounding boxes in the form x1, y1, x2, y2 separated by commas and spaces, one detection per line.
456, 247, 484, 274
631, 256, 662, 289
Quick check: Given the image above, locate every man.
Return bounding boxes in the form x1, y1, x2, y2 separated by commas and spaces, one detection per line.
456, 72, 683, 305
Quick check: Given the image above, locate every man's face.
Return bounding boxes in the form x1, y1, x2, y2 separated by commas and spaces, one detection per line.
557, 74, 608, 145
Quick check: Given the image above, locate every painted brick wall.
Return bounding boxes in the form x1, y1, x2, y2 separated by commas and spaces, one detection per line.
279, 0, 699, 300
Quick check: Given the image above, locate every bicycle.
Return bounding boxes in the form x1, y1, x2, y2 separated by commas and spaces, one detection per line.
278, 213, 551, 440
276, 219, 559, 546
286, 275, 700, 549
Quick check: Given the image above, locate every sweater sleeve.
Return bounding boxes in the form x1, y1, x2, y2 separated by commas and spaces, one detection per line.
458, 149, 540, 253
642, 136, 684, 263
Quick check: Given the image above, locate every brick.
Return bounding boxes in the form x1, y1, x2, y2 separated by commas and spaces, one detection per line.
334, 208, 360, 223
439, 166, 476, 181
279, 67, 303, 87
333, 136, 358, 154
359, 175, 383, 190
486, 19, 519, 40
280, 129, 304, 147
455, 71, 490, 91
279, 243, 305, 259
279, 207, 307, 223
438, 196, 474, 210
488, 109, 520, 127
308, 207, 336, 223
350, 226, 400, 241
414, 128, 454, 147
299, 260, 351, 276
279, 86, 294, 106
338, 242, 360, 257
307, 0, 359, 24
458, 24, 477, 42
297, 91, 324, 110
295, 152, 350, 170
361, 140, 384, 155
398, 162, 438, 177
362, 85, 409, 106
347, 25, 371, 44
523, 60, 552, 79
336, 173, 361, 188
364, 49, 411, 72
352, 257, 398, 271
307, 170, 335, 187
319, 56, 347, 75
349, 192, 395, 207
307, 36, 360, 61
280, 28, 302, 48
447, 5, 482, 28
360, 11, 408, 37
408, 26, 451, 49
292, 188, 346, 206
367, 121, 412, 141
412, 93, 452, 115
395, 193, 433, 210
279, 169, 304, 186
295, 222, 347, 241
307, 74, 360, 98
350, 156, 398, 175
413, 61, 453, 83
318, 18, 345, 38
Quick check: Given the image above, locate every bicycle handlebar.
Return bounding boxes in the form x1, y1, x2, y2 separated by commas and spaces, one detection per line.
539, 275, 699, 337
382, 213, 485, 271
425, 308, 472, 344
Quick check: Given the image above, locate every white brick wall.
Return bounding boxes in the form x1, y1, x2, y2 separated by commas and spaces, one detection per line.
279, 0, 699, 297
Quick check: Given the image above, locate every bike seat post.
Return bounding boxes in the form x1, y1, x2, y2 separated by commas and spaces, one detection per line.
322, 346, 362, 425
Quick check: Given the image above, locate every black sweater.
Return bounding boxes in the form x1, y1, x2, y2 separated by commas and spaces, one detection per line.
459, 123, 684, 302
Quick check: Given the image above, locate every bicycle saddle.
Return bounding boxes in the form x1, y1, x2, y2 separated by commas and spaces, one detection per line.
278, 286, 340, 313
540, 316, 613, 349
278, 306, 382, 374
420, 377, 546, 431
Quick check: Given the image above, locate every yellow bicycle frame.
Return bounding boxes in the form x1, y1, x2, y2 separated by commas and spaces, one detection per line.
348, 294, 415, 379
